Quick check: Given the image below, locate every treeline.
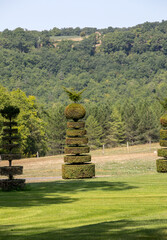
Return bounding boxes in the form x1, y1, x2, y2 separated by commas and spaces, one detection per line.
0, 21, 167, 155
0, 85, 163, 157
0, 85, 47, 157
0, 21, 167, 106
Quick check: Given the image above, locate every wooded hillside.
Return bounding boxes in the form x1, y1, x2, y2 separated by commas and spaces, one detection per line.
0, 21, 167, 155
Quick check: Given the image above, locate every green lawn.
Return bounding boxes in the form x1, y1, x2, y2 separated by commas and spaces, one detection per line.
0, 144, 167, 239
1, 173, 167, 239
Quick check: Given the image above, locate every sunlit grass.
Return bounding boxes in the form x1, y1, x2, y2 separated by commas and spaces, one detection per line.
0, 174, 167, 239
1, 143, 166, 239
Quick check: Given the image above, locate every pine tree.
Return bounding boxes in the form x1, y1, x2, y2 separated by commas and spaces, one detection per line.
122, 101, 140, 144
86, 115, 103, 149
137, 101, 160, 143
106, 108, 125, 147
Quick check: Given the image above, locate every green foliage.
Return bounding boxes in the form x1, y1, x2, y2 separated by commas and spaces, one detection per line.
156, 159, 167, 172
157, 97, 167, 110
65, 103, 86, 121
86, 115, 103, 149
0, 21, 167, 150
46, 104, 66, 155
0, 106, 20, 120
64, 154, 91, 163
0, 86, 47, 157
106, 108, 125, 147
64, 146, 90, 154
63, 87, 86, 102
62, 163, 95, 179
158, 148, 167, 158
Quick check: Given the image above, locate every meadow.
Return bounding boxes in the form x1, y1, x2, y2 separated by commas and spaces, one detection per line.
1, 143, 167, 240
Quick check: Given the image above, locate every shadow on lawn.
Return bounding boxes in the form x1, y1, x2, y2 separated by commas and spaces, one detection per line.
0, 180, 137, 207
30, 179, 138, 193
1, 219, 167, 240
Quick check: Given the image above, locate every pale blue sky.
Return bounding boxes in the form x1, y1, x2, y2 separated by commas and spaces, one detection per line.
0, 0, 166, 31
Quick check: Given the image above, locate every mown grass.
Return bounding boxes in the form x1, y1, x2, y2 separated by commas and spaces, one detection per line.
1, 143, 167, 239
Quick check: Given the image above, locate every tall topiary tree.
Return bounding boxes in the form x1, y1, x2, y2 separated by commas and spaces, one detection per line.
62, 87, 95, 179
0, 106, 25, 191
157, 98, 167, 172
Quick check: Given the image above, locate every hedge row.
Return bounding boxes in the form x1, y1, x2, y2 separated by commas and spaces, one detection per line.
64, 154, 91, 164
156, 159, 167, 172
66, 129, 86, 137
0, 166, 23, 176
67, 121, 85, 129
62, 163, 95, 179
0, 179, 25, 191
64, 146, 90, 154
66, 137, 88, 145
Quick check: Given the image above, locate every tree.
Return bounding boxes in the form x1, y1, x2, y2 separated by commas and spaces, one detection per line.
80, 31, 86, 37
106, 108, 125, 147
122, 101, 140, 144
137, 102, 159, 143
10, 89, 48, 157
86, 115, 103, 149
47, 104, 66, 155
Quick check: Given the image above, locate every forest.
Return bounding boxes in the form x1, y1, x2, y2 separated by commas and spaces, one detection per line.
0, 20, 167, 156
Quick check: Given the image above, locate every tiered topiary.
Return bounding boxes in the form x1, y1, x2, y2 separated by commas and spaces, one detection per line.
62, 88, 95, 179
0, 106, 25, 191
157, 98, 167, 172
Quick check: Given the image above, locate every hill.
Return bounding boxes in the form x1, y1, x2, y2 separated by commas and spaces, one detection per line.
0, 21, 167, 107
0, 21, 167, 154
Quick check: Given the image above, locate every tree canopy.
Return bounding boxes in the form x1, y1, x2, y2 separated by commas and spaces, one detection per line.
0, 21, 167, 153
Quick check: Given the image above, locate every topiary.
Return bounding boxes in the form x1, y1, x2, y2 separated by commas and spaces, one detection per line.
0, 106, 20, 120
63, 87, 86, 103
63, 87, 86, 121
65, 103, 86, 121
157, 97, 167, 172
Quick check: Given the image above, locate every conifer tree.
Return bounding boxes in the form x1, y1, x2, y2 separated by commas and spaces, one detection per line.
106, 108, 125, 147
86, 115, 103, 149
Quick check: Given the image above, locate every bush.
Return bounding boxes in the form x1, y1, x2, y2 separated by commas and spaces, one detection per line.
64, 146, 90, 154
67, 121, 85, 129
158, 148, 167, 158
66, 129, 86, 137
64, 154, 91, 164
66, 137, 88, 145
62, 163, 95, 179
156, 159, 167, 172
160, 114, 167, 127
65, 103, 86, 121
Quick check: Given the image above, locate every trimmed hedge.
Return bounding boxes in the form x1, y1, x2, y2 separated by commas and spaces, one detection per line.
160, 129, 167, 139
62, 163, 95, 179
67, 121, 85, 129
3, 122, 17, 126
156, 159, 167, 172
66, 129, 86, 137
0, 179, 25, 191
0, 153, 21, 161
2, 144, 19, 150
65, 103, 86, 121
0, 166, 23, 176
64, 146, 90, 154
64, 154, 91, 164
3, 128, 18, 134
160, 140, 167, 147
158, 148, 167, 158
66, 137, 88, 146
160, 114, 167, 127
2, 136, 20, 141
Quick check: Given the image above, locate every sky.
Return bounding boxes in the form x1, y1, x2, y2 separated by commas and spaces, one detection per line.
0, 0, 167, 31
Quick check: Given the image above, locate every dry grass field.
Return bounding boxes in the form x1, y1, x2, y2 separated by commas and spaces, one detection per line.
0, 143, 159, 182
